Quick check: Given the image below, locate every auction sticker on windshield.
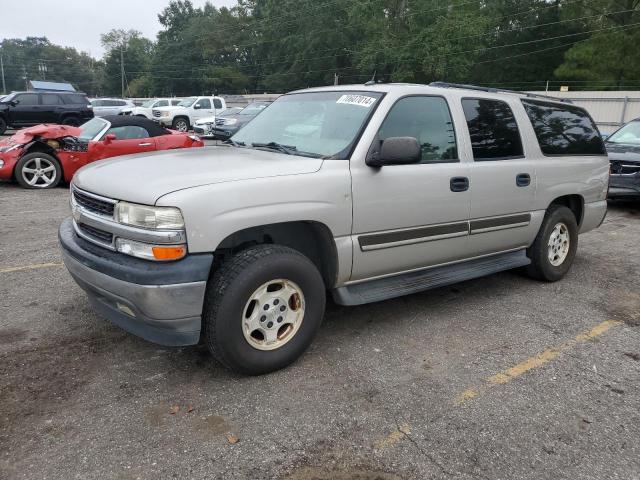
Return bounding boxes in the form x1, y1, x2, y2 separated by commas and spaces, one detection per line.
336, 94, 377, 107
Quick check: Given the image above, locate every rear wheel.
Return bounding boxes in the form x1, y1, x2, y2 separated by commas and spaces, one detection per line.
202, 245, 326, 375
172, 117, 190, 132
15, 152, 62, 189
525, 205, 578, 281
61, 116, 80, 127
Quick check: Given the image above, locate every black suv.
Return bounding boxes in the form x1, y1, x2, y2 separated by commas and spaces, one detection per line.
0, 91, 94, 135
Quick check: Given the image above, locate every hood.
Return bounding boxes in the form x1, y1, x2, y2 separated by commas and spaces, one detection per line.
153, 106, 184, 113
195, 116, 216, 124
73, 146, 324, 205
606, 142, 640, 162
1, 124, 82, 145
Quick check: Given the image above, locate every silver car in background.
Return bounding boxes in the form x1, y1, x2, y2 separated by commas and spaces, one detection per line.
91, 98, 136, 117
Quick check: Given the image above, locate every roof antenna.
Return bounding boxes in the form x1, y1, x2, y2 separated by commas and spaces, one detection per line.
364, 70, 377, 86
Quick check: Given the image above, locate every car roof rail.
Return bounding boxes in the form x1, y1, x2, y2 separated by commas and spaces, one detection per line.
429, 82, 573, 104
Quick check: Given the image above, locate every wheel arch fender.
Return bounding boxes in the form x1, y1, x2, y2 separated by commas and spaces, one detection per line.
13, 141, 62, 178
214, 220, 340, 289
548, 194, 584, 227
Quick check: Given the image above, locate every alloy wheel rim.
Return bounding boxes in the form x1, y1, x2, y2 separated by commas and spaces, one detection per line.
21, 157, 57, 188
242, 279, 305, 351
176, 120, 188, 131
548, 222, 570, 266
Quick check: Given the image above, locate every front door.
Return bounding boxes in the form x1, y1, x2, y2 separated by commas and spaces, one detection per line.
193, 98, 214, 122
350, 95, 471, 281
91, 125, 157, 162
460, 97, 537, 257
9, 93, 41, 126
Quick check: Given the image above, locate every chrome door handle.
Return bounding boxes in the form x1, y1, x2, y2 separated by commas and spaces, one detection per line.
138, 142, 152, 146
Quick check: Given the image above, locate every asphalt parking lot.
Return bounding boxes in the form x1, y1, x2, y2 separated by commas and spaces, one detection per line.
1, 179, 639, 479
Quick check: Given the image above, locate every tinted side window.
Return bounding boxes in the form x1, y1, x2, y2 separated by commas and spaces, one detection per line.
41, 93, 63, 105
377, 96, 458, 163
15, 93, 39, 106
521, 99, 606, 155
105, 125, 150, 140
462, 99, 524, 160
213, 98, 223, 109
171, 99, 181, 106
196, 98, 211, 109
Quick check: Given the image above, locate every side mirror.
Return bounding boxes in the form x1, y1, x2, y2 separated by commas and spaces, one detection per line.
193, 104, 201, 110
601, 134, 609, 141
9, 100, 19, 107
103, 134, 117, 144
366, 137, 422, 167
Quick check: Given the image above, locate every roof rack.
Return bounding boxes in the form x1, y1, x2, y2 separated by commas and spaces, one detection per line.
429, 82, 573, 104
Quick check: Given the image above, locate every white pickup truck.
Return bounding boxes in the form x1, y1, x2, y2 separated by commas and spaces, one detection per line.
152, 96, 226, 131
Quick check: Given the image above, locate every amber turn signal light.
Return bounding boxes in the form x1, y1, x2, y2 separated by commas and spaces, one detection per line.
151, 245, 186, 261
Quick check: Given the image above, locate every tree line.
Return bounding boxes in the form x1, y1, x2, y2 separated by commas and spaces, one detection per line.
1, 0, 639, 97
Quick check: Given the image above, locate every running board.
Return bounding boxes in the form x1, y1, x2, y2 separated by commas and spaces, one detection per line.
332, 250, 531, 306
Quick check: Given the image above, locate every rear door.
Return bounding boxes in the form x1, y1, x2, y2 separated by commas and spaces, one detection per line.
40, 93, 64, 123
462, 97, 537, 257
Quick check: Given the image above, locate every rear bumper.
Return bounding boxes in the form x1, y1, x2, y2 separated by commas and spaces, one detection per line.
59, 218, 213, 346
579, 200, 608, 233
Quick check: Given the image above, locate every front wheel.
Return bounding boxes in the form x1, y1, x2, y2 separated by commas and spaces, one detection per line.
15, 152, 62, 189
525, 205, 578, 282
0, 117, 7, 135
202, 245, 326, 375
172, 117, 190, 132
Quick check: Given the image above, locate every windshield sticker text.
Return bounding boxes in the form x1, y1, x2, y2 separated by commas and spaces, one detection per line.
336, 95, 377, 108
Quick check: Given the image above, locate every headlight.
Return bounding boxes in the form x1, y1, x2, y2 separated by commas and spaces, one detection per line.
115, 202, 184, 230
161, 111, 170, 117
0, 160, 4, 168
222, 118, 238, 126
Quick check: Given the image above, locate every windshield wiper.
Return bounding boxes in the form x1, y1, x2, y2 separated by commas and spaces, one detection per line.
224, 139, 245, 147
251, 141, 297, 155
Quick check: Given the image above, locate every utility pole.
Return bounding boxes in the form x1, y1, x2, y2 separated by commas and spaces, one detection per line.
120, 44, 125, 99
0, 55, 6, 94
334, 73, 339, 85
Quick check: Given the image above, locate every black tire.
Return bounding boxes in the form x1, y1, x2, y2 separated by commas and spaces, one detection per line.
61, 116, 80, 127
14, 152, 62, 189
202, 245, 326, 375
172, 117, 190, 132
525, 205, 578, 282
0, 117, 7, 135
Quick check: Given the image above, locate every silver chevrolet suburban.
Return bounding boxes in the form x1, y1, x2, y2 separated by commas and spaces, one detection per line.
59, 83, 609, 374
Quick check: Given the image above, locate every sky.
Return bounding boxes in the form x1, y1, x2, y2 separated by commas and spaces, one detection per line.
1, 0, 237, 58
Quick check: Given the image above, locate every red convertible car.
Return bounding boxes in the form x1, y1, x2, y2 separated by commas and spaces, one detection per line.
0, 116, 204, 189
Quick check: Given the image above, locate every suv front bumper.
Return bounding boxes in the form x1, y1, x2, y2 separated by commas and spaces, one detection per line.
59, 218, 213, 346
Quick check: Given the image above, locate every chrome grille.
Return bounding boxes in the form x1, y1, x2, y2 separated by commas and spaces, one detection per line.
73, 189, 115, 216
78, 223, 113, 244
153, 110, 161, 118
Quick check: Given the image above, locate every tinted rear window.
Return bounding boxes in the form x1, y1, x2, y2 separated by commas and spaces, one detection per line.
462, 98, 524, 160
63, 94, 89, 105
521, 99, 605, 155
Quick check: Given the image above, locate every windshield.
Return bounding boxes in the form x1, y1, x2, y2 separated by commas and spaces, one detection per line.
78, 117, 108, 141
142, 99, 156, 108
178, 97, 197, 107
1, 93, 16, 103
240, 103, 269, 115
607, 121, 640, 145
231, 91, 383, 158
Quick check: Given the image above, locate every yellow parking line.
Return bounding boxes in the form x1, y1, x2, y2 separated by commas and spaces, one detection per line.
456, 320, 622, 405
374, 424, 411, 450
0, 262, 63, 274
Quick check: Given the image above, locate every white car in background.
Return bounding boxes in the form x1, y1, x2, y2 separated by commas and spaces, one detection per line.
90, 98, 136, 117
120, 98, 183, 119
152, 96, 227, 132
